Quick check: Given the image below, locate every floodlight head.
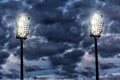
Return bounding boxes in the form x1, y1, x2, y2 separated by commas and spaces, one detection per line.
16, 13, 30, 39
89, 12, 103, 37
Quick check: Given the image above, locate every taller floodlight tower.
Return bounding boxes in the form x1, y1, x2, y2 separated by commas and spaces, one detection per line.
89, 12, 103, 80
16, 13, 30, 80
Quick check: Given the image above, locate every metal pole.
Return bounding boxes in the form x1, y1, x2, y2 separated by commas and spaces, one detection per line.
94, 37, 99, 80
20, 39, 24, 80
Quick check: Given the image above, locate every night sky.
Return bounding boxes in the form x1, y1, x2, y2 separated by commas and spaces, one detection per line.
0, 0, 120, 79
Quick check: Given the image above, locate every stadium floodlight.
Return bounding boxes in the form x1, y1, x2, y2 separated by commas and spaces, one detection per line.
89, 12, 103, 80
16, 13, 30, 80
16, 13, 30, 39
90, 12, 103, 37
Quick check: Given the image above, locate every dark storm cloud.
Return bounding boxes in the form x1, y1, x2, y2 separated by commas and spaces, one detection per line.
50, 48, 85, 77
22, 38, 70, 60
106, 0, 120, 5
51, 48, 84, 66
108, 20, 120, 33
0, 1, 21, 10
88, 35, 120, 58
27, 0, 91, 43
31, 0, 67, 10
34, 23, 84, 43
101, 0, 120, 21
98, 36, 120, 57
0, 51, 9, 64
26, 0, 86, 43
100, 63, 117, 69
26, 0, 68, 24
80, 37, 94, 49
58, 64, 77, 78
1, 70, 19, 79
7, 38, 19, 50
79, 67, 95, 78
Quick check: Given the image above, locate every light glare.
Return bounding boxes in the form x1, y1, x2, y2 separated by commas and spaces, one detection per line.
16, 14, 30, 39
90, 12, 103, 37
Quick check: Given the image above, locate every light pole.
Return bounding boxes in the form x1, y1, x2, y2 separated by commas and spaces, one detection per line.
16, 13, 30, 80
89, 12, 103, 80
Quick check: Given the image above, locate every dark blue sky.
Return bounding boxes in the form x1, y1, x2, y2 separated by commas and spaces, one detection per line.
0, 0, 120, 79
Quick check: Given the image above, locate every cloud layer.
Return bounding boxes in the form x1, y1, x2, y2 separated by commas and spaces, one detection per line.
0, 0, 120, 79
